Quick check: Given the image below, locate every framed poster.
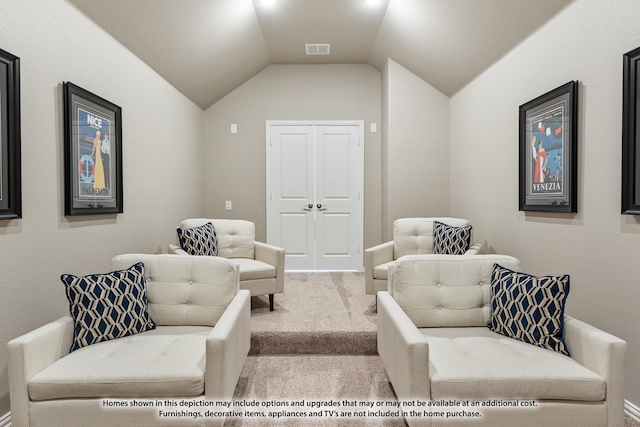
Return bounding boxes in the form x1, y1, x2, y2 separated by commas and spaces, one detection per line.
0, 47, 21, 220
519, 81, 578, 213
63, 82, 122, 216
622, 46, 640, 215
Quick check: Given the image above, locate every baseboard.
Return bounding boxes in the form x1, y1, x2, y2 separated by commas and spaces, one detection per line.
0, 411, 10, 427
628, 400, 640, 423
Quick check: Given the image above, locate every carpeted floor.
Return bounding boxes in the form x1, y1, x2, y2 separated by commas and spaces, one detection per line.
227, 272, 405, 426
227, 272, 640, 427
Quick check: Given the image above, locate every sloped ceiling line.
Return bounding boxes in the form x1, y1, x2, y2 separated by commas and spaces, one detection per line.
68, 0, 573, 110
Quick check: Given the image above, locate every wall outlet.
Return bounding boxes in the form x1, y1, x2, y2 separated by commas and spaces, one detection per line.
225, 200, 232, 210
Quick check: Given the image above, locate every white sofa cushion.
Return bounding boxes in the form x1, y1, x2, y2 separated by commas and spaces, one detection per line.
393, 218, 471, 259
231, 258, 276, 281
111, 254, 238, 327
181, 219, 255, 259
29, 326, 211, 401
373, 261, 394, 280
421, 327, 606, 401
391, 254, 520, 327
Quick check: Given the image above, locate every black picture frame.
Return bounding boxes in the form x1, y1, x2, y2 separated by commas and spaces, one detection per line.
63, 82, 122, 216
519, 81, 578, 213
622, 46, 640, 215
0, 48, 21, 220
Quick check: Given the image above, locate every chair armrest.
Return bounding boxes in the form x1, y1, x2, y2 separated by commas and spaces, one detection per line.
377, 292, 430, 402
255, 241, 285, 293
205, 289, 251, 401
563, 315, 627, 426
7, 316, 75, 426
464, 243, 482, 255
364, 241, 394, 294
168, 243, 187, 255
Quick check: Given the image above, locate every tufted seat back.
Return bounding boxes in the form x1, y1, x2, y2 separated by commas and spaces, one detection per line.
180, 218, 256, 259
111, 254, 239, 326
393, 217, 471, 259
389, 254, 520, 328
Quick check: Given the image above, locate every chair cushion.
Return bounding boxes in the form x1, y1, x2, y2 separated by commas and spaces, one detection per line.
391, 255, 520, 328
432, 220, 472, 255
421, 327, 605, 402
181, 219, 255, 259
393, 218, 470, 259
177, 222, 219, 256
111, 254, 239, 327
488, 264, 570, 355
231, 258, 276, 281
60, 262, 156, 352
373, 261, 394, 280
29, 326, 211, 401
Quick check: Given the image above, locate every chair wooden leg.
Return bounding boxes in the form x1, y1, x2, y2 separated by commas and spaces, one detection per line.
269, 294, 274, 311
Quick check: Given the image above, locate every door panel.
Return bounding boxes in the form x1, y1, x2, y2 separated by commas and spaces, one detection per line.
269, 126, 315, 270
315, 126, 360, 270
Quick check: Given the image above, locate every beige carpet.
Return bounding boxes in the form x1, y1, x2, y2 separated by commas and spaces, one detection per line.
228, 272, 405, 426
227, 272, 640, 427
249, 272, 377, 355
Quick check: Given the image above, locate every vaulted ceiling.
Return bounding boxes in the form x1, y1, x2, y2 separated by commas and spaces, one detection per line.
68, 0, 573, 110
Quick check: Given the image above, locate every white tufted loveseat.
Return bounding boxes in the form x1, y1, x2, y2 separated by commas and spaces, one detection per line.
364, 218, 481, 296
377, 254, 627, 427
170, 218, 284, 311
8, 254, 250, 427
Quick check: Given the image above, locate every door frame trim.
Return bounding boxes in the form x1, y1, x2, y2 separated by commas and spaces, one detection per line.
266, 120, 365, 271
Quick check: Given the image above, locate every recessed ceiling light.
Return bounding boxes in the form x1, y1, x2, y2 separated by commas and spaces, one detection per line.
261, 0, 276, 5
364, 0, 381, 4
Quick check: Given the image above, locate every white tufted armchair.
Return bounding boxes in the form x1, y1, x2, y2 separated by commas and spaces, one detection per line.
364, 218, 481, 296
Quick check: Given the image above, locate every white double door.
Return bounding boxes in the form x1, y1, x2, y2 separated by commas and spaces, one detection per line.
267, 122, 363, 271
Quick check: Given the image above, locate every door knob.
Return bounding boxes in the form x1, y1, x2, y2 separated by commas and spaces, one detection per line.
303, 203, 313, 211
308, 203, 313, 209
317, 204, 322, 209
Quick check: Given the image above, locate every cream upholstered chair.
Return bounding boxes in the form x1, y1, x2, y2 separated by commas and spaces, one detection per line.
378, 254, 627, 427
8, 254, 250, 427
364, 217, 481, 296
170, 218, 284, 311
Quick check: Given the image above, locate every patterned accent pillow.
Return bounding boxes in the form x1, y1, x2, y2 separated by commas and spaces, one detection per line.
61, 262, 156, 352
177, 222, 219, 256
488, 263, 570, 355
432, 220, 472, 254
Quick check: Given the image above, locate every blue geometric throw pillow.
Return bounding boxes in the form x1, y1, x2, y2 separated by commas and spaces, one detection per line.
432, 220, 472, 254
177, 222, 219, 256
488, 263, 570, 356
61, 262, 156, 352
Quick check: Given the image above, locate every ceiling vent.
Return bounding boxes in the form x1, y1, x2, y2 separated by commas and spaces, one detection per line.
305, 44, 330, 55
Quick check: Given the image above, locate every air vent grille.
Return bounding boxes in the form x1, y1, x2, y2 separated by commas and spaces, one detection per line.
305, 44, 331, 55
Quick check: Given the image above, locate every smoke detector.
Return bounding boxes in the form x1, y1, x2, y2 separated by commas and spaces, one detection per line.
305, 44, 331, 55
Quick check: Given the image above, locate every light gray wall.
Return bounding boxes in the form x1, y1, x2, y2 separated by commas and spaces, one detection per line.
383, 59, 450, 240
450, 0, 640, 407
202, 64, 382, 250
0, 0, 204, 415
